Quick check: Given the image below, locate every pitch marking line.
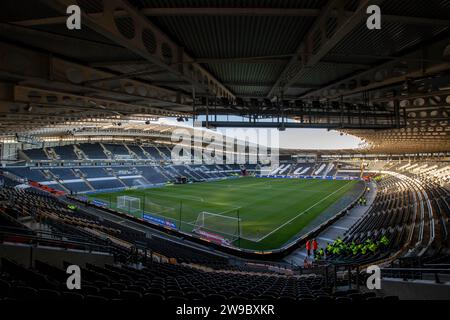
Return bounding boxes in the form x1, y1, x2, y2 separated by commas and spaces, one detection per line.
330, 226, 349, 230
216, 206, 242, 215
254, 181, 352, 242
184, 206, 242, 226
318, 236, 334, 242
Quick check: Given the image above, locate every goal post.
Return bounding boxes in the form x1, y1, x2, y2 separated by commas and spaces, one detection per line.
192, 211, 242, 245
117, 195, 141, 214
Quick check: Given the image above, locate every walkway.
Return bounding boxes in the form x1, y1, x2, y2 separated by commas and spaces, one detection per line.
284, 181, 377, 266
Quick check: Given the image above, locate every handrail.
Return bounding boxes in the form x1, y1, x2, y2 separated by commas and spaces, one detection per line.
381, 267, 450, 273
1, 224, 82, 238
0, 230, 113, 254
0, 223, 110, 245
380, 266, 450, 283
423, 263, 450, 268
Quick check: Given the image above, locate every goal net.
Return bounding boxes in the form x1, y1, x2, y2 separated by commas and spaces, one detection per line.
192, 211, 241, 245
117, 195, 141, 214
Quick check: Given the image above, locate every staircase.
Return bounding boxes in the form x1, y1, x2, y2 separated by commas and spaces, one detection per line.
1, 170, 26, 184
17, 215, 52, 234
154, 166, 171, 181
73, 169, 95, 191
183, 166, 202, 180
154, 145, 169, 161
44, 147, 58, 160
106, 168, 128, 187
124, 143, 139, 160
99, 143, 114, 160
134, 169, 151, 185
43, 170, 71, 193
138, 145, 153, 160
73, 144, 87, 160
163, 166, 178, 179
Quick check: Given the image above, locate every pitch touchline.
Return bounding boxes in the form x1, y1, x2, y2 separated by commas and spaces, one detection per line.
254, 181, 352, 242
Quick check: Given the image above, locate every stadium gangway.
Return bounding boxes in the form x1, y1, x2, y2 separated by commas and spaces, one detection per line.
227, 257, 300, 275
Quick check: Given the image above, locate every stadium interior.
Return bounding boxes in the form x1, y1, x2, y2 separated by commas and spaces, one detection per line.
0, 0, 450, 305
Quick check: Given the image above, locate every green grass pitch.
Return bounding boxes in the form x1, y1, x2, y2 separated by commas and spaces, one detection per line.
88, 177, 358, 250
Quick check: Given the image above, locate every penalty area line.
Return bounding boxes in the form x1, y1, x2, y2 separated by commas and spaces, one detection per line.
254, 181, 352, 242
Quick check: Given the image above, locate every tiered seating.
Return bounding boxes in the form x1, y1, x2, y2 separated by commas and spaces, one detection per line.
145, 236, 228, 266
89, 179, 124, 190
142, 146, 163, 160
171, 165, 202, 181
291, 163, 313, 176
78, 143, 107, 160
49, 168, 78, 180
186, 165, 209, 180
103, 144, 131, 159
204, 165, 228, 177
80, 167, 109, 178
158, 146, 172, 159
202, 165, 221, 178
52, 145, 78, 160
327, 171, 450, 265
2, 141, 261, 193
3, 167, 50, 183
1, 257, 357, 302
327, 175, 416, 264
0, 182, 395, 301
127, 145, 147, 159
0, 187, 229, 266
269, 163, 292, 175
62, 182, 92, 193
0, 206, 34, 235
140, 166, 167, 184
405, 162, 449, 186
21, 149, 49, 161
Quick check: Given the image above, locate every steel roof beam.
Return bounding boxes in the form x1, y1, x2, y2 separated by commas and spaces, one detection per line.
11, 8, 322, 26
44, 0, 234, 100
15, 7, 450, 23
200, 121, 398, 130
13, 85, 189, 118
298, 37, 450, 101
267, 0, 385, 99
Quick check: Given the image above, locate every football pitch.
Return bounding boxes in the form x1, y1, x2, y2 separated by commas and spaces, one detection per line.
87, 177, 359, 250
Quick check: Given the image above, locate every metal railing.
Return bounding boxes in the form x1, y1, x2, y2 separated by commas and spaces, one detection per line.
381, 267, 450, 283
0, 227, 114, 254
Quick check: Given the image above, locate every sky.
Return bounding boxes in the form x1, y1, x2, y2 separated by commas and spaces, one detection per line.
156, 117, 362, 150
275, 129, 362, 150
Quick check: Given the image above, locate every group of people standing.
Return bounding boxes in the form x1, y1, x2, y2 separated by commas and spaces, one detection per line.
305, 238, 318, 257
303, 235, 390, 267
358, 197, 367, 206
303, 239, 318, 268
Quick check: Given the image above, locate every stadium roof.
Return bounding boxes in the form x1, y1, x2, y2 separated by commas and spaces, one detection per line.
0, 0, 449, 153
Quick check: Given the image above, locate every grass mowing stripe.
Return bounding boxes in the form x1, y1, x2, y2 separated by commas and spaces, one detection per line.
87, 177, 360, 250
254, 181, 352, 242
